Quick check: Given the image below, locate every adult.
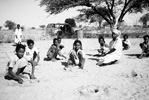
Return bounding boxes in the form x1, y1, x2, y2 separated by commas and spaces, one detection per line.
15, 24, 22, 45
96, 29, 123, 66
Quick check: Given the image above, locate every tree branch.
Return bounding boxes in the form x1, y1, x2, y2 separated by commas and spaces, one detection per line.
91, 6, 112, 24
120, 0, 141, 21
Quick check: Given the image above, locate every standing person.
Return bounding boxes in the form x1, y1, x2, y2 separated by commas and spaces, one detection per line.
46, 38, 66, 61
138, 35, 149, 59
24, 39, 40, 79
122, 34, 131, 50
96, 29, 123, 66
4, 44, 28, 84
14, 24, 22, 45
66, 39, 85, 69
97, 36, 109, 56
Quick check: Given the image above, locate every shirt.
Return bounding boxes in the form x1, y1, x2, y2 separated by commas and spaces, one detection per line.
109, 37, 122, 60
24, 47, 39, 61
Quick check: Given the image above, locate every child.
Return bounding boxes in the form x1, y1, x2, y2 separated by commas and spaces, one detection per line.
122, 34, 131, 50
14, 24, 22, 45
46, 38, 66, 61
57, 37, 64, 50
66, 39, 85, 69
97, 36, 109, 56
4, 44, 28, 84
24, 39, 40, 79
138, 35, 149, 59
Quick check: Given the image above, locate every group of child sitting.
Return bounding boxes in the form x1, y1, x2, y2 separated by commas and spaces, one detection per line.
4, 29, 149, 84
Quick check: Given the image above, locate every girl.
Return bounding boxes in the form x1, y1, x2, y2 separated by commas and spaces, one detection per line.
5, 44, 28, 84
67, 39, 85, 69
97, 36, 109, 56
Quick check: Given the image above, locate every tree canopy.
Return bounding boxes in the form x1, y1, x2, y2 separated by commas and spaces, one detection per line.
139, 13, 149, 27
5, 20, 16, 30
40, 0, 149, 29
75, 8, 103, 28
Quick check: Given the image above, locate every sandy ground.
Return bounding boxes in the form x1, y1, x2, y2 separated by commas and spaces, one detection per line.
0, 38, 149, 100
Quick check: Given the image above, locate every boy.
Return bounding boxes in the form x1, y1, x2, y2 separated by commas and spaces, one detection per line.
46, 38, 66, 61
138, 35, 149, 59
24, 39, 40, 79
5, 44, 28, 84
122, 34, 131, 50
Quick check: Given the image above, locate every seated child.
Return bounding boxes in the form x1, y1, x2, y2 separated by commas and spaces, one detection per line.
4, 44, 28, 84
66, 39, 85, 69
57, 37, 64, 50
24, 39, 40, 79
46, 38, 66, 61
122, 34, 131, 50
97, 36, 109, 56
138, 35, 149, 59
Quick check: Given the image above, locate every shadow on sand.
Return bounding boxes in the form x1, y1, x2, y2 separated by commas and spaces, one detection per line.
125, 54, 140, 58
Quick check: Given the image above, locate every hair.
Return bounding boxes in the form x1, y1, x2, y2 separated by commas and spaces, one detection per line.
123, 34, 128, 38
15, 44, 26, 52
57, 37, 61, 41
53, 38, 58, 43
17, 24, 20, 27
27, 39, 34, 46
73, 39, 83, 50
143, 35, 149, 40
98, 36, 105, 43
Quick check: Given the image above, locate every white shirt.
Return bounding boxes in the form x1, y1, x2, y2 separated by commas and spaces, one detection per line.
108, 37, 122, 60
123, 39, 131, 47
69, 49, 85, 64
24, 47, 39, 61
15, 28, 22, 43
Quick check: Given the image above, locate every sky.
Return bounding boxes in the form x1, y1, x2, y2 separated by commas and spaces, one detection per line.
0, 0, 147, 28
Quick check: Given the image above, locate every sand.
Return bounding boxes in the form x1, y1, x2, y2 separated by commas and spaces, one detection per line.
0, 38, 149, 100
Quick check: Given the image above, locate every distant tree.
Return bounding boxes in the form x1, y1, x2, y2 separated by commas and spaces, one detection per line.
139, 13, 149, 27
4, 20, 16, 30
39, 25, 46, 29
64, 18, 76, 27
31, 27, 36, 29
75, 8, 103, 29
40, 0, 149, 29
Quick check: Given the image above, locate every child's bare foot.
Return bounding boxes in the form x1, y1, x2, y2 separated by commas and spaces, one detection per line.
30, 75, 37, 79
19, 74, 27, 79
18, 79, 23, 84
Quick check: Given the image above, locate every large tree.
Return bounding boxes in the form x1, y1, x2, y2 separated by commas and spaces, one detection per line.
40, 0, 149, 29
139, 13, 149, 27
75, 8, 103, 29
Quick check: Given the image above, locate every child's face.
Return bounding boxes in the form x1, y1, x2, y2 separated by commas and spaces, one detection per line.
124, 36, 128, 40
28, 43, 34, 49
16, 48, 25, 58
74, 42, 81, 51
54, 40, 59, 46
